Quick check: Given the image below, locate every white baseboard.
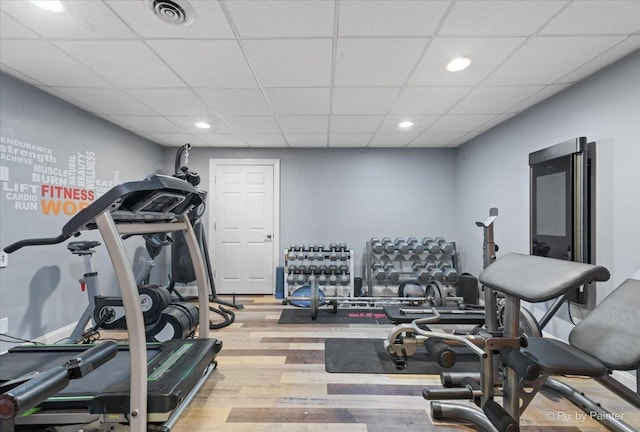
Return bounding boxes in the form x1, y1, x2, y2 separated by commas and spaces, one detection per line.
34, 322, 76, 344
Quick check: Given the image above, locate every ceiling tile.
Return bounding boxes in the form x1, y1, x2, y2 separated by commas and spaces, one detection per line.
390, 87, 471, 115
195, 88, 271, 116
409, 131, 466, 147
224, 1, 334, 38
0, 11, 38, 38
369, 133, 418, 147
241, 134, 288, 147
142, 133, 206, 147
54, 40, 184, 88
472, 112, 519, 132
484, 36, 626, 86
540, 1, 640, 35
377, 115, 439, 133
264, 88, 330, 115
409, 37, 525, 86
332, 87, 399, 115
147, 40, 256, 88
338, 1, 450, 37
506, 84, 571, 113
109, 115, 185, 133
334, 38, 428, 86
427, 114, 496, 132
105, 0, 234, 39
329, 134, 373, 147
285, 134, 328, 147
330, 116, 384, 133
277, 116, 329, 134
223, 116, 281, 134
126, 88, 212, 116
200, 134, 249, 148
0, 0, 136, 39
558, 36, 640, 83
2, 66, 44, 87
439, 1, 567, 36
166, 116, 233, 134
243, 39, 332, 87
52, 88, 156, 115
0, 40, 112, 87
448, 86, 543, 114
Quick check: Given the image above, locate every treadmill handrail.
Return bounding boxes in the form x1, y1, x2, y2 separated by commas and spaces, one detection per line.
4, 233, 69, 253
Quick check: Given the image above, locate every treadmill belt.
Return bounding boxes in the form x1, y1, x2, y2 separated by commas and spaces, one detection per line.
0, 339, 220, 414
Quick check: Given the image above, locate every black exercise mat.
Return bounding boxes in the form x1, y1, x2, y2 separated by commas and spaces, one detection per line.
278, 308, 390, 325
325, 338, 480, 374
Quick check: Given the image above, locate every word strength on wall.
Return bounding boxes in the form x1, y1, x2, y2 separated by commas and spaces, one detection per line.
0, 134, 119, 215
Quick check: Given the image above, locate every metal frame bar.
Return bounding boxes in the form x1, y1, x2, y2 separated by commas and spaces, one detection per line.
95, 212, 147, 432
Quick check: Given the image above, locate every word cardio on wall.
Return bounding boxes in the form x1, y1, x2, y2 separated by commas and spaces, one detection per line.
0, 134, 119, 216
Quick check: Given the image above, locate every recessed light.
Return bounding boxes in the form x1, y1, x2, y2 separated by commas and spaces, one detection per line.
398, 121, 414, 129
31, 1, 64, 12
195, 122, 211, 129
446, 57, 471, 72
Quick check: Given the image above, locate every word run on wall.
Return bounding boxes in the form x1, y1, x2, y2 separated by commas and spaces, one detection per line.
0, 134, 120, 216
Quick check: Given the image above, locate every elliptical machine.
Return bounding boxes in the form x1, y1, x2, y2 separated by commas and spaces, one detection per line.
167, 143, 241, 329
67, 235, 200, 343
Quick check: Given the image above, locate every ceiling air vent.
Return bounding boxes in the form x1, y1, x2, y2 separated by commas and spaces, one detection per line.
149, 0, 195, 26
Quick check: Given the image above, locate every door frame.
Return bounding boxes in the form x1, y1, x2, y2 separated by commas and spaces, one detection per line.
208, 159, 281, 294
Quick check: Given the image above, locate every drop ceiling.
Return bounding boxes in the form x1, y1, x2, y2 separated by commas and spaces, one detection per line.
1, 0, 639, 148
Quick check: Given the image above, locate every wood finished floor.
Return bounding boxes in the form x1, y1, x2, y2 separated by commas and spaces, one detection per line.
170, 295, 640, 432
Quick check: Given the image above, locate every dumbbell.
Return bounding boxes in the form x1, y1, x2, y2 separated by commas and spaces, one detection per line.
429, 268, 445, 281
384, 263, 400, 283
407, 237, 424, 254
289, 265, 300, 274
316, 244, 325, 252
308, 265, 319, 274
328, 275, 338, 286
434, 237, 446, 245
338, 264, 349, 274
296, 274, 306, 284
329, 251, 338, 261
412, 261, 424, 272
421, 237, 434, 246
417, 263, 435, 282
286, 274, 295, 285
318, 274, 327, 285
394, 237, 410, 254
436, 261, 451, 270
425, 242, 441, 254
440, 242, 455, 255
329, 242, 338, 251
327, 264, 338, 274
372, 262, 386, 281
443, 268, 459, 283
338, 242, 347, 252
338, 252, 349, 261
370, 237, 383, 254
339, 275, 350, 286
315, 252, 325, 261
381, 237, 395, 254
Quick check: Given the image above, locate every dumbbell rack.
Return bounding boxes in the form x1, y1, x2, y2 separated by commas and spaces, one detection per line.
364, 237, 460, 296
283, 243, 355, 304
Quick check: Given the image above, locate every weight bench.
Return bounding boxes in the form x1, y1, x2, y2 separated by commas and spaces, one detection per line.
424, 253, 640, 432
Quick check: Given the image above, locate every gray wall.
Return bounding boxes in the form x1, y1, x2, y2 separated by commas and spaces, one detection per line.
0, 73, 164, 351
163, 147, 458, 273
453, 50, 640, 339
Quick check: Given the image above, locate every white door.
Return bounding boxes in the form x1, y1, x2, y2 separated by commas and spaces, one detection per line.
209, 160, 279, 294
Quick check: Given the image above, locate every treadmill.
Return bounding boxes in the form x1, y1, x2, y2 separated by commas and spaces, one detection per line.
1, 174, 222, 432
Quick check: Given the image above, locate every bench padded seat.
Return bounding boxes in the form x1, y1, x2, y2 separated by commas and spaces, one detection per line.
569, 278, 640, 371
521, 338, 607, 377
479, 253, 610, 302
